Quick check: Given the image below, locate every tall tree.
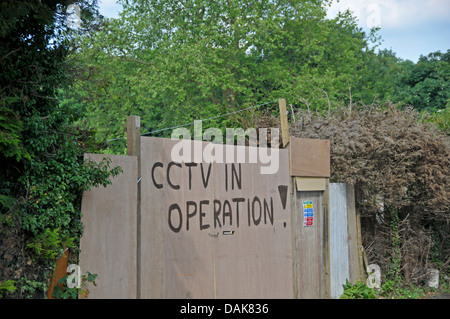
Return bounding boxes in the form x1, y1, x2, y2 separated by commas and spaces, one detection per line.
397, 50, 450, 111
0, 0, 120, 298
354, 49, 406, 104
67, 0, 377, 149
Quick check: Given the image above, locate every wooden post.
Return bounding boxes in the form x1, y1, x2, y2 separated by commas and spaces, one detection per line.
346, 184, 360, 284
356, 213, 368, 283
322, 178, 331, 298
127, 116, 141, 298
127, 116, 141, 160
279, 98, 290, 148
280, 99, 294, 298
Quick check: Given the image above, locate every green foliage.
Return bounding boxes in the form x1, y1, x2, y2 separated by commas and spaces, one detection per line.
25, 228, 74, 264
423, 106, 450, 135
380, 279, 396, 295
340, 280, 377, 299
341, 278, 448, 299
379, 281, 436, 299
0, 100, 31, 162
0, 211, 15, 228
53, 272, 98, 299
0, 0, 121, 298
64, 0, 378, 151
17, 278, 48, 299
0, 280, 17, 298
21, 154, 122, 238
340, 278, 448, 299
355, 49, 405, 104
396, 50, 450, 111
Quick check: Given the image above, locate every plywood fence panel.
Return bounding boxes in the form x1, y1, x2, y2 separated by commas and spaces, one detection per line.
79, 154, 138, 299
290, 137, 330, 177
140, 138, 166, 298
162, 143, 216, 299
140, 138, 215, 298
214, 147, 292, 299
140, 137, 293, 298
329, 183, 359, 298
79, 132, 332, 299
329, 183, 350, 298
294, 191, 323, 299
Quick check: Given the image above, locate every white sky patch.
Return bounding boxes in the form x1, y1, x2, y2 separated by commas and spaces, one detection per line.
327, 0, 450, 30
98, 0, 121, 18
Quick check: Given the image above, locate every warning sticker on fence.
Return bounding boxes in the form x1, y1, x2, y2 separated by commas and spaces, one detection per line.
302, 200, 314, 227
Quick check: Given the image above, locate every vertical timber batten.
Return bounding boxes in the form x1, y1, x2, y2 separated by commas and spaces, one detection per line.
279, 98, 290, 148
322, 178, 331, 298
127, 116, 141, 299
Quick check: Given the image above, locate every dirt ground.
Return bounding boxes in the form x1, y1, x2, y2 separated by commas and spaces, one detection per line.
429, 293, 450, 299
0, 214, 48, 299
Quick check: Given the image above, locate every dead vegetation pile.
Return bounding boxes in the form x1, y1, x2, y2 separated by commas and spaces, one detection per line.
258, 103, 450, 285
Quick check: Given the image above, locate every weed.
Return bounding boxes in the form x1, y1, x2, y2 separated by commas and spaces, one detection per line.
0, 280, 16, 298
52, 272, 98, 299
340, 279, 377, 299
18, 278, 48, 299
25, 228, 74, 266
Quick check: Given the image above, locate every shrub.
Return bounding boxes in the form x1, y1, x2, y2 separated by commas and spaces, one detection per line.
340, 280, 377, 299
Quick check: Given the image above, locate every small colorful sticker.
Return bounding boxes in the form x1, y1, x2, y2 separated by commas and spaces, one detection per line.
302, 200, 314, 227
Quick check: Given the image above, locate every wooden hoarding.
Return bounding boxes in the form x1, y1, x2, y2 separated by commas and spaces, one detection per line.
329, 183, 349, 298
140, 137, 293, 298
78, 125, 334, 299
79, 154, 138, 299
293, 191, 325, 298
329, 183, 360, 298
290, 137, 330, 177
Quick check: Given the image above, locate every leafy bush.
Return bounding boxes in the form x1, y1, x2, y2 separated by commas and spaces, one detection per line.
25, 228, 74, 264
0, 0, 117, 298
0, 280, 17, 298
53, 272, 98, 299
424, 107, 450, 135
340, 280, 377, 299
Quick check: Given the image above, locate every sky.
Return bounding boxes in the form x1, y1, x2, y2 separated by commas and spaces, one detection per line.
97, 0, 450, 63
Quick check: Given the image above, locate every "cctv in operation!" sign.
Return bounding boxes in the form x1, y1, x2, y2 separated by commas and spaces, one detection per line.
141, 135, 290, 234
